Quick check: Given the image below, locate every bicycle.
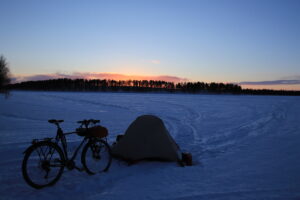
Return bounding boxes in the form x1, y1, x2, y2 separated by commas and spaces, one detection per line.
22, 119, 112, 189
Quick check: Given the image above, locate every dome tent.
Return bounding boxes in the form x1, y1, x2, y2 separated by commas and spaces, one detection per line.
111, 115, 181, 162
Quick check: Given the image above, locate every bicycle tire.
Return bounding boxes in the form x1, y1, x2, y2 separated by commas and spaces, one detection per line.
22, 141, 65, 189
81, 138, 112, 175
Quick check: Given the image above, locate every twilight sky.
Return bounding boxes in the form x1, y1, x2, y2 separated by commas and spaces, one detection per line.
1, 0, 299, 90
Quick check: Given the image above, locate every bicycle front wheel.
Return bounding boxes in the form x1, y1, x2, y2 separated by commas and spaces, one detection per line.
22, 141, 65, 189
81, 138, 112, 175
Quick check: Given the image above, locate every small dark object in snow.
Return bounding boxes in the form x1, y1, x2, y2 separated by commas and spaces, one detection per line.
182, 152, 193, 166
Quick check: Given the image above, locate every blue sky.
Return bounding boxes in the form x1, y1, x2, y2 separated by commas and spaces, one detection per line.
1, 0, 299, 89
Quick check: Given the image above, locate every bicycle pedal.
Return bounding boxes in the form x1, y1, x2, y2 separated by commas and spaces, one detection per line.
75, 166, 85, 172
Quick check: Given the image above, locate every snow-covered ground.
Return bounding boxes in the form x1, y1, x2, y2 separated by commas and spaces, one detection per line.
0, 91, 300, 200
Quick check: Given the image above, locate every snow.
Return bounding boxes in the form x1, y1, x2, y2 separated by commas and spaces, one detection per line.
0, 91, 300, 199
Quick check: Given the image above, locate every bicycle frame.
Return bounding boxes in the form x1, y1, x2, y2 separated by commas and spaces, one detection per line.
54, 125, 88, 163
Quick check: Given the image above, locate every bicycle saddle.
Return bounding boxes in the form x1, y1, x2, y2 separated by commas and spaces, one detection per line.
48, 119, 64, 124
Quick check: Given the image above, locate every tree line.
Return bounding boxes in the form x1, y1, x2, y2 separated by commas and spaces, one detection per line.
0, 55, 10, 94
8, 78, 241, 93
6, 78, 300, 96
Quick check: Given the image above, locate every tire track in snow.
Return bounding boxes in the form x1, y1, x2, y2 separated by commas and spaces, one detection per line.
41, 94, 133, 111
180, 106, 202, 146
202, 114, 273, 152
200, 101, 289, 158
0, 113, 45, 122
167, 188, 300, 200
156, 97, 290, 160
150, 99, 202, 148
163, 116, 180, 139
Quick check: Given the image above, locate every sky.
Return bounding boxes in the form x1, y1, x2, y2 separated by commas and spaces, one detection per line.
0, 0, 299, 90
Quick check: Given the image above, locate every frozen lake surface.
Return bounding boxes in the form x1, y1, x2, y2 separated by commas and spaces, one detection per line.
0, 91, 300, 199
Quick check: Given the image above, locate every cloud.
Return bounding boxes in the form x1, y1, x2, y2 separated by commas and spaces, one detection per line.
150, 60, 161, 64
12, 72, 188, 83
239, 79, 300, 85
280, 75, 300, 80
13, 74, 64, 82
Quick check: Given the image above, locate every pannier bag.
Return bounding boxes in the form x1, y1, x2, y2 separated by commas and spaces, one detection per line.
76, 126, 108, 138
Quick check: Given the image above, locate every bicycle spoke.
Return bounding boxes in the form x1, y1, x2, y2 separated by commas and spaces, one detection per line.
35, 146, 44, 162
40, 145, 47, 160
47, 146, 56, 161
44, 168, 50, 179
22, 142, 64, 189
82, 139, 111, 174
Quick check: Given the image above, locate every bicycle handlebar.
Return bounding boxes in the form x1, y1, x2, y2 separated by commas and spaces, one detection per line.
77, 119, 100, 127
48, 119, 99, 128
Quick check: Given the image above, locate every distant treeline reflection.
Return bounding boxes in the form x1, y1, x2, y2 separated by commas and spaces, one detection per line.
8, 78, 300, 96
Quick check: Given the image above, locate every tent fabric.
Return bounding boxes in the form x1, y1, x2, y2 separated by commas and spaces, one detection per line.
111, 115, 181, 162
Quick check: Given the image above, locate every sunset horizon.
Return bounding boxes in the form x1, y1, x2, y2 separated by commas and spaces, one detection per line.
9, 71, 300, 91
1, 0, 299, 91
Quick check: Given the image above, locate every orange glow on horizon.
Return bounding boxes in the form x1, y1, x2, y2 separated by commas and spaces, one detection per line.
12, 72, 188, 83
80, 73, 188, 82
241, 84, 300, 91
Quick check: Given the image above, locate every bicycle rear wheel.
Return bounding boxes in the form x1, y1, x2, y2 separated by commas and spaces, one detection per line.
22, 141, 65, 189
81, 138, 112, 175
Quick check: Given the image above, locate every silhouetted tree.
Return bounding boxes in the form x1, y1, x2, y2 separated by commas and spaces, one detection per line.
0, 55, 11, 94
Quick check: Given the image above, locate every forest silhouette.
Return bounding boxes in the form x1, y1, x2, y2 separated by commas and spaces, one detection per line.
7, 78, 300, 96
